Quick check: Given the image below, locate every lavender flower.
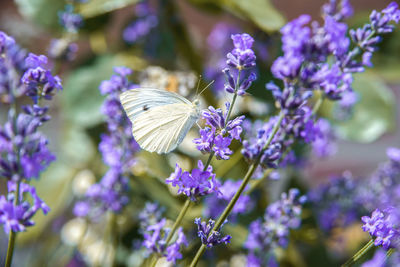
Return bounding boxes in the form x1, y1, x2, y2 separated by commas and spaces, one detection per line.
194, 218, 231, 248
245, 189, 306, 266
0, 111, 55, 181
309, 172, 365, 232
0, 31, 28, 103
226, 33, 256, 70
193, 103, 244, 160
166, 161, 220, 201
242, 116, 284, 168
362, 208, 399, 249
123, 2, 158, 44
58, 5, 83, 33
139, 203, 188, 264
0, 181, 50, 234
74, 67, 139, 218
21, 53, 62, 104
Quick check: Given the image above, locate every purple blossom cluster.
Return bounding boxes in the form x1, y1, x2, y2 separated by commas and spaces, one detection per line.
166, 161, 220, 201
264, 0, 399, 146
0, 31, 61, 234
245, 189, 306, 266
362, 208, 399, 249
223, 33, 257, 96
22, 53, 62, 104
194, 218, 231, 248
139, 202, 188, 264
0, 181, 50, 234
358, 148, 400, 249
204, 179, 252, 220
74, 67, 139, 218
58, 5, 83, 33
308, 172, 365, 232
0, 32, 28, 103
242, 115, 285, 168
309, 147, 400, 245
123, 2, 158, 44
362, 249, 400, 267
193, 103, 244, 160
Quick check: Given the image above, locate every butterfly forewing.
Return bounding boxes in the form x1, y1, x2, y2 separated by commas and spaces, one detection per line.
120, 88, 200, 154
120, 88, 191, 119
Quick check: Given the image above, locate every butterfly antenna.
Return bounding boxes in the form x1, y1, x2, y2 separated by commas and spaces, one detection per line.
198, 80, 214, 96
195, 75, 202, 96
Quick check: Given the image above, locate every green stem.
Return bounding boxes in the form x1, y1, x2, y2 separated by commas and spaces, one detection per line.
341, 239, 375, 267
189, 112, 285, 267
165, 199, 191, 245
5, 181, 21, 267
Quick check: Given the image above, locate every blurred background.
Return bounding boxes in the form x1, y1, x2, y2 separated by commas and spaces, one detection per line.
0, 0, 399, 266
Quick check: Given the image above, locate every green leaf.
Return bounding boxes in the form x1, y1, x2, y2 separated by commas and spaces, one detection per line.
78, 0, 140, 19
60, 126, 96, 167
15, 0, 65, 28
228, 0, 285, 32
62, 55, 120, 128
335, 72, 396, 143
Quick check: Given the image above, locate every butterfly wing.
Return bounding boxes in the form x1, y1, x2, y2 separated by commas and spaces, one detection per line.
120, 88, 191, 119
120, 88, 200, 154
132, 103, 199, 153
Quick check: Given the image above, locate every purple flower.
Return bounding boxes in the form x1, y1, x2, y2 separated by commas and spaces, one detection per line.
0, 181, 50, 234
194, 218, 231, 248
322, 0, 353, 21
58, 5, 83, 33
213, 135, 232, 160
387, 147, 400, 163
123, 3, 158, 44
311, 118, 337, 158
245, 189, 305, 265
242, 116, 285, 169
362, 208, 399, 249
309, 172, 364, 232
193, 104, 244, 160
74, 67, 139, 218
166, 161, 220, 201
226, 33, 256, 69
137, 203, 187, 263
21, 53, 62, 104
0, 111, 55, 182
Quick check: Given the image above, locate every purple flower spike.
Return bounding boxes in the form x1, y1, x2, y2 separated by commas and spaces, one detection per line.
194, 218, 231, 248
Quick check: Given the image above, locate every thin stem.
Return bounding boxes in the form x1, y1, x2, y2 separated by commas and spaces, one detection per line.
341, 239, 375, 267
165, 199, 191, 245
224, 71, 240, 125
5, 181, 21, 267
190, 112, 285, 267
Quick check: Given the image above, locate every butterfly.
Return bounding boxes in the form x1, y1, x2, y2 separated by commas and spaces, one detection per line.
120, 88, 201, 154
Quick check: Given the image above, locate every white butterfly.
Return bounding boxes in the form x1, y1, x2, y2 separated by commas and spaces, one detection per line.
120, 88, 201, 154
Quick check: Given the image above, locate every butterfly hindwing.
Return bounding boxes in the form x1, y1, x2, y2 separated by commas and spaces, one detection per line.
132, 103, 197, 153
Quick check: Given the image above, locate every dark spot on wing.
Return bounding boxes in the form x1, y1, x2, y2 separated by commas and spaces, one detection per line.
143, 104, 149, 111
